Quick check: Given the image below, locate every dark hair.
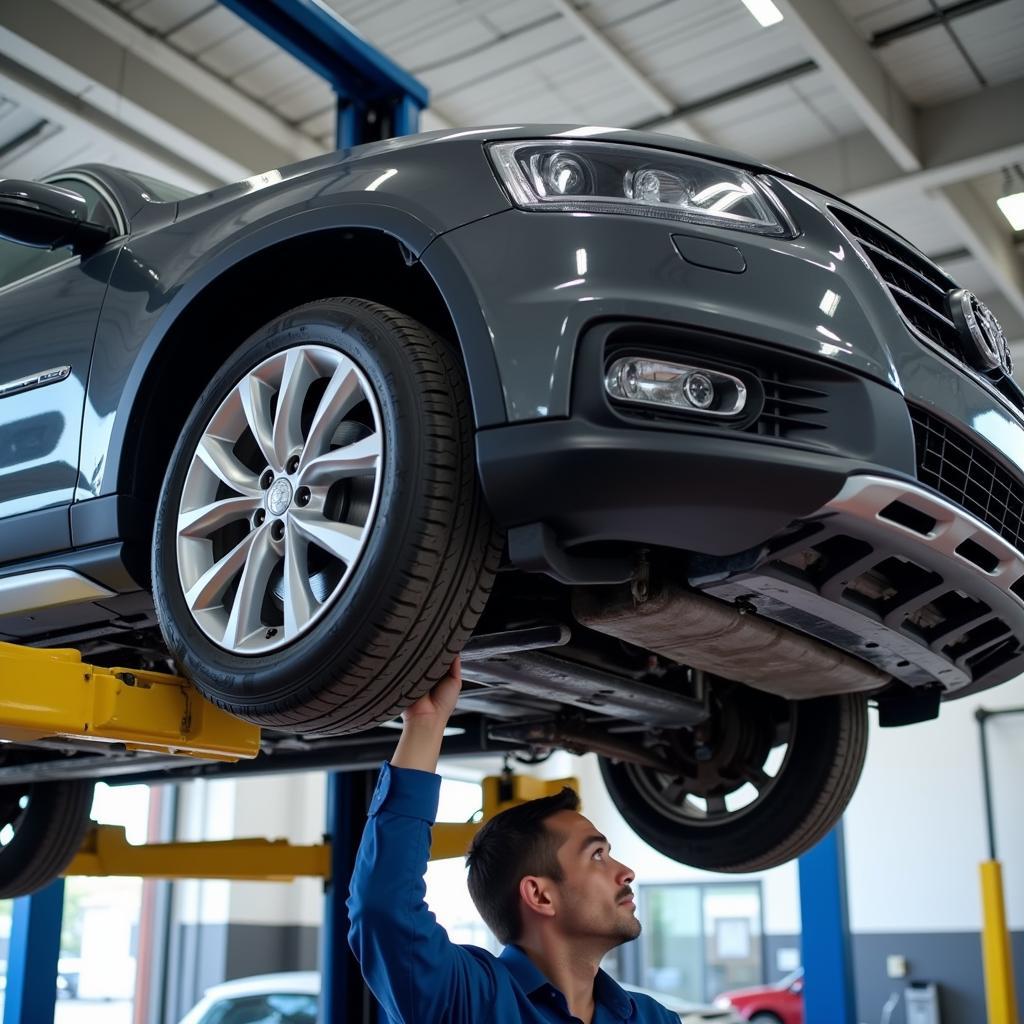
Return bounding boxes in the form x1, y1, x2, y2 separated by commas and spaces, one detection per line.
465, 786, 580, 946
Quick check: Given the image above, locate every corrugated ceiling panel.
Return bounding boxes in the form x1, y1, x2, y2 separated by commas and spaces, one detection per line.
595, 0, 808, 106
265, 76, 334, 124
952, 3, 1024, 87
685, 71, 861, 162
129, 0, 213, 35
231, 50, 321, 101
194, 25, 279, 79
166, 5, 245, 56
421, 17, 581, 99
837, 0, 932, 39
876, 26, 983, 105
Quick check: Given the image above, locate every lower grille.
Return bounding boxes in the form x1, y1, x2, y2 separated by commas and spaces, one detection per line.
910, 406, 1024, 553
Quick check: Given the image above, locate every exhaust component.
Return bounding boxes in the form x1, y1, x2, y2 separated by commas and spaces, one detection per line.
574, 584, 888, 700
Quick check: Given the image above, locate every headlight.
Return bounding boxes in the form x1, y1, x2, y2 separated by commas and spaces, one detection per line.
712, 997, 734, 1009
488, 140, 793, 236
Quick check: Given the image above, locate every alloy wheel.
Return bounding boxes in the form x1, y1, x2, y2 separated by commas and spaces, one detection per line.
176, 345, 384, 654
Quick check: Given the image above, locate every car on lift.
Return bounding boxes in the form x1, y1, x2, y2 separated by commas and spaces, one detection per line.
0, 124, 1022, 898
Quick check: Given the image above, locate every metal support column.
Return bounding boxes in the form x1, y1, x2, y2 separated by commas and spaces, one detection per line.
797, 823, 857, 1024
3, 880, 64, 1024
322, 770, 379, 1024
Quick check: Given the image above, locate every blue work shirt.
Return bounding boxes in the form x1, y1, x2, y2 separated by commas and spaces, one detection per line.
348, 762, 677, 1024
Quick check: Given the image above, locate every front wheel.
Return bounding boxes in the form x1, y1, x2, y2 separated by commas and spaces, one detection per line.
599, 687, 868, 872
153, 298, 500, 735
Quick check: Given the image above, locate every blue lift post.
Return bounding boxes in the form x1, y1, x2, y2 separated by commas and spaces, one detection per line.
798, 822, 858, 1024
3, 880, 64, 1024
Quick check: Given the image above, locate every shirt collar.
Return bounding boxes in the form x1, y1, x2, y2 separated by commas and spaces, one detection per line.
498, 947, 636, 1020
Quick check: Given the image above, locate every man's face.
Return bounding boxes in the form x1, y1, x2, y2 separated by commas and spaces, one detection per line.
544, 810, 641, 947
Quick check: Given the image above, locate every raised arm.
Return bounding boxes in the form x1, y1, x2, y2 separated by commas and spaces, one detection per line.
346, 658, 497, 1023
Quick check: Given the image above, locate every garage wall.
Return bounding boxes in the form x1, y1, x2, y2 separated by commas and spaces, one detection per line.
164, 772, 328, 1022
843, 671, 1024, 1024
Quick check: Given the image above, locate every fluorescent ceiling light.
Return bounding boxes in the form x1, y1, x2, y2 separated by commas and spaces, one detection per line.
740, 0, 784, 27
996, 192, 1024, 231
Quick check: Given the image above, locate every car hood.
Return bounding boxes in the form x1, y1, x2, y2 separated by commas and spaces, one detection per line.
174, 123, 798, 222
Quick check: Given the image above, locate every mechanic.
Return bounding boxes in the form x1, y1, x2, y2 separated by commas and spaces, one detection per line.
347, 656, 679, 1023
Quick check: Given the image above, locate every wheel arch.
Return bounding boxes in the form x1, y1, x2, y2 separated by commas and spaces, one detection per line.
113, 215, 505, 545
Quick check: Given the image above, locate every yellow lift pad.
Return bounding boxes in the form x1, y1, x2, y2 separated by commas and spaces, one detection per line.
0, 641, 260, 761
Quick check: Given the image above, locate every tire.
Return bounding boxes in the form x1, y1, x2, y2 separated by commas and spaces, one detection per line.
599, 691, 868, 872
153, 298, 501, 735
750, 1014, 784, 1024
0, 780, 94, 898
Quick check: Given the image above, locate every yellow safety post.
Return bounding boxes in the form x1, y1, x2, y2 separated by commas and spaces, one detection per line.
979, 860, 1020, 1024
975, 706, 1023, 1024
0, 641, 259, 760
66, 825, 331, 882
430, 773, 579, 861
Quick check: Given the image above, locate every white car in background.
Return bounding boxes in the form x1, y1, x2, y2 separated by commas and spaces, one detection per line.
177, 971, 319, 1024
177, 971, 743, 1023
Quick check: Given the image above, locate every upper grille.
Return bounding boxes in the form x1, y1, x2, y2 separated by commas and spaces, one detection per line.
830, 207, 962, 357
910, 405, 1024, 554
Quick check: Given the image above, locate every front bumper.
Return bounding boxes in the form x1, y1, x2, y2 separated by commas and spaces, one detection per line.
460, 184, 1024, 699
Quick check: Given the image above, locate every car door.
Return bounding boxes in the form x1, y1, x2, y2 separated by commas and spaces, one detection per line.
0, 172, 123, 564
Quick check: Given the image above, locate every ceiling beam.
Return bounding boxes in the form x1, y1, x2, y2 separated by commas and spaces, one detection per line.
933, 182, 1024, 320
775, 78, 1024, 205
549, 0, 705, 141
774, 0, 920, 171
0, 0, 323, 185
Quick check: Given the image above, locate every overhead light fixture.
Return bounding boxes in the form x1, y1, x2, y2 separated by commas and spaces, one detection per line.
740, 0, 784, 27
996, 192, 1024, 231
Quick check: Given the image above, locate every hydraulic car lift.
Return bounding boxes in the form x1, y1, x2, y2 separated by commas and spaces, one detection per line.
0, 637, 574, 1023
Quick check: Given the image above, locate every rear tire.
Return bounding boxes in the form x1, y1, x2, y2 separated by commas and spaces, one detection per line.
599, 691, 868, 871
153, 298, 501, 735
0, 780, 94, 898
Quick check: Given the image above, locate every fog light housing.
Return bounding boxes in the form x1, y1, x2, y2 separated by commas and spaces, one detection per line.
605, 358, 746, 416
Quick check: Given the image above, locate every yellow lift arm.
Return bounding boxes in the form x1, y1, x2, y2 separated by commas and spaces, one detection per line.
0, 638, 573, 883
0, 641, 260, 760
64, 772, 578, 883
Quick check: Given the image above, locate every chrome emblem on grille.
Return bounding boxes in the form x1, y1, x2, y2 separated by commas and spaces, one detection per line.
949, 288, 1013, 375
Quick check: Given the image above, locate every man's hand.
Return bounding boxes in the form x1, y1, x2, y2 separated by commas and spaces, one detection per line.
402, 656, 462, 723
392, 657, 462, 773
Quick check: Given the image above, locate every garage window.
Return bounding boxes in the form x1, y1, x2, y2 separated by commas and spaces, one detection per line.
632, 882, 763, 1004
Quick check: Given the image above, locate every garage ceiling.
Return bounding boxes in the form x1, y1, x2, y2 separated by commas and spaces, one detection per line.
0, 0, 1022, 346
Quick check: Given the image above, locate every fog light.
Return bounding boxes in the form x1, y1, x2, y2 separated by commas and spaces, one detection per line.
684, 372, 714, 409
605, 357, 746, 416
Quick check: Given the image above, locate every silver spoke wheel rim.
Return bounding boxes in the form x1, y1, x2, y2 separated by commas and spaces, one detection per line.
176, 344, 384, 654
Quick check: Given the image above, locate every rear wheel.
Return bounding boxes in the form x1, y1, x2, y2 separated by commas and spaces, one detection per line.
0, 780, 95, 898
153, 298, 501, 735
599, 686, 868, 871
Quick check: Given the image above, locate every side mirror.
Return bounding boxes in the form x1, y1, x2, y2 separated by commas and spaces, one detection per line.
790, 978, 803, 994
0, 179, 116, 254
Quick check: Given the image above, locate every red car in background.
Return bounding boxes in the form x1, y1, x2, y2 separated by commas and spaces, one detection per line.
713, 969, 804, 1024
